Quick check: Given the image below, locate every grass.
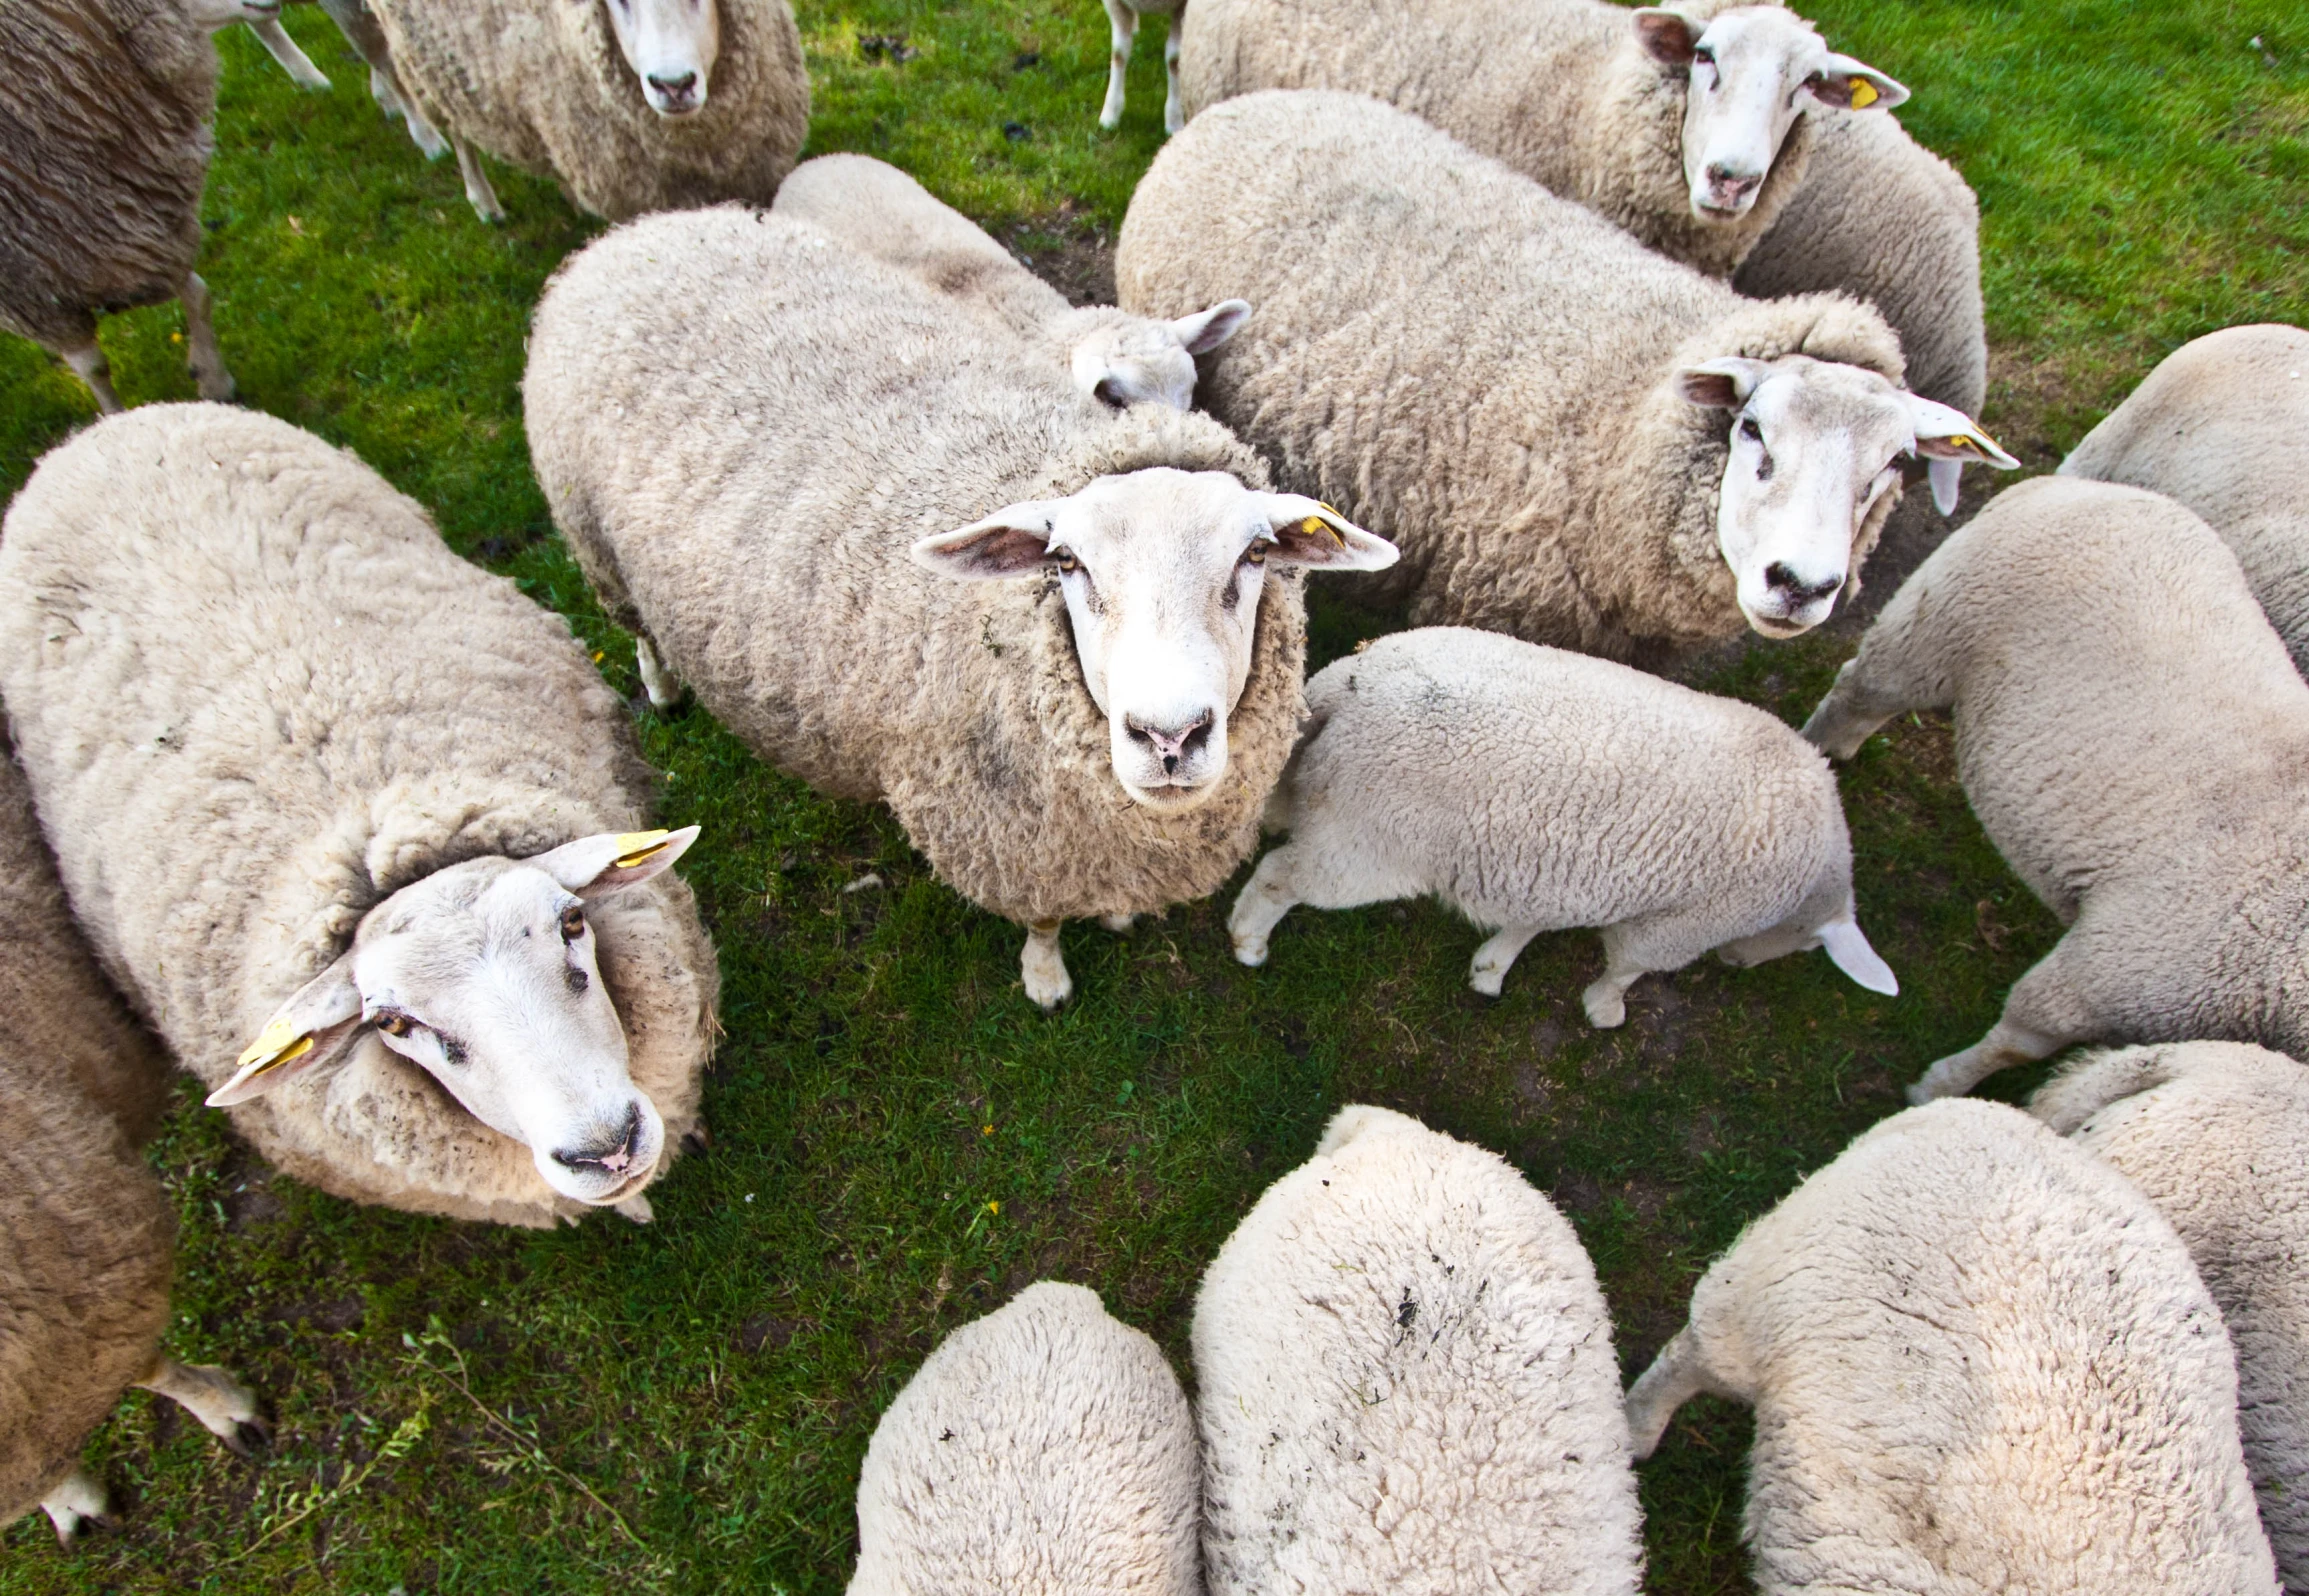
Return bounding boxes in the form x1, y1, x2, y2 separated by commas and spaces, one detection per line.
0, 1, 2302, 1590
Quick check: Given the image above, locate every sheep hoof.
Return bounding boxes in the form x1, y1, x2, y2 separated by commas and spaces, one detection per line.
234, 1416, 273, 1454
1021, 934, 1073, 1010
682, 1123, 713, 1154
193, 366, 237, 404
1230, 935, 1268, 968
1468, 967, 1506, 998
614, 1193, 655, 1224
1581, 983, 1628, 1029
1099, 912, 1137, 935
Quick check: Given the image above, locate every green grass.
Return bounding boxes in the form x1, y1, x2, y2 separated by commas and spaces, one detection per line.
0, 1, 2303, 1590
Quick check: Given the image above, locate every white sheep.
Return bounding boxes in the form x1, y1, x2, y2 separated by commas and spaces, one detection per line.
1194, 1104, 1644, 1594
1096, 0, 1187, 133
1117, 91, 2012, 659
849, 1282, 1200, 1594
2031, 1041, 2309, 1591
1802, 475, 2309, 1104
2061, 323, 2309, 673
526, 208, 1397, 1010
1625, 1098, 2281, 1595
1231, 627, 1896, 1022
771, 154, 1250, 411
0, 404, 721, 1229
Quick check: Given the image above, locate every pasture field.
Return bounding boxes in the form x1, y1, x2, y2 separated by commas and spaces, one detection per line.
1, 1, 2304, 1590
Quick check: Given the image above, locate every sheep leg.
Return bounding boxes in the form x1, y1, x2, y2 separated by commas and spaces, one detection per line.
1020, 919, 1073, 1010
376, 70, 450, 160
1908, 947, 2084, 1102
179, 272, 235, 403
1624, 1328, 1713, 1460
1468, 922, 1543, 997
1098, 0, 1138, 130
453, 137, 506, 224
1582, 923, 1665, 1028
246, 17, 332, 91
634, 635, 682, 709
1099, 912, 1138, 934
39, 1466, 109, 1543
138, 1357, 263, 1453
58, 337, 123, 415
1161, 15, 1185, 133
1226, 847, 1304, 966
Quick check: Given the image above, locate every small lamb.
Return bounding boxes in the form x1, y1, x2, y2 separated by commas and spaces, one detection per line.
771, 154, 1250, 411
1803, 476, 2309, 1103
1194, 1105, 1644, 1595
1626, 1099, 2281, 1595
1096, 0, 1188, 133
2031, 1041, 2309, 1591
849, 1282, 1200, 1595
1230, 628, 1896, 1023
0, 405, 721, 1229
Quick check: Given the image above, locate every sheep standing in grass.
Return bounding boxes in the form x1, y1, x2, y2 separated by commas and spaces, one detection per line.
1803, 476, 2309, 1104
1626, 1099, 2281, 1595
0, 405, 720, 1230
526, 210, 1397, 1009
1097, 0, 1188, 133
772, 155, 1250, 411
1231, 628, 1896, 1022
1118, 92, 2011, 658
1195, 1105, 1643, 1595
849, 1282, 1200, 1594
2031, 1042, 2309, 1591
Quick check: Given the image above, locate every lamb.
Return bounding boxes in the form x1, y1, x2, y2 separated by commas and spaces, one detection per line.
771, 154, 1250, 411
0, 404, 721, 1230
1096, 0, 1188, 133
1193, 1104, 1643, 1595
525, 208, 1396, 1010
2030, 1042, 2309, 1592
1117, 92, 2011, 659
1801, 475, 2309, 1104
360, 0, 809, 222
848, 1282, 1199, 1594
1625, 1098, 2281, 1595
2061, 324, 2309, 674
1230, 627, 1896, 1022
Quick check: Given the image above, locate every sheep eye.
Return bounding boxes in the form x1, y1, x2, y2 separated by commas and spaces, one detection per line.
1739, 416, 1764, 444
375, 1012, 416, 1038
1693, 46, 1714, 65
1053, 550, 1081, 574
560, 905, 587, 942
1243, 541, 1271, 566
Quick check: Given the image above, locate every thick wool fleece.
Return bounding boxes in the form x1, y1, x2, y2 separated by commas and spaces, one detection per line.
527, 209, 1304, 928
0, 406, 718, 1229
369, 0, 808, 220
848, 1283, 1200, 1595
2032, 1042, 2309, 1593
2061, 324, 2309, 675
1117, 91, 1904, 660
0, 0, 219, 353
1194, 1105, 1643, 1596
1178, 0, 1806, 279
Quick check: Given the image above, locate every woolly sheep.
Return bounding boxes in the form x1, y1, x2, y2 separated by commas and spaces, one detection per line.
0, 404, 721, 1230
1117, 92, 2011, 659
362, 0, 809, 222
525, 209, 1396, 1010
2031, 1041, 2309, 1591
1625, 1098, 2281, 1595
312, 0, 451, 159
1802, 476, 2309, 1104
771, 154, 1251, 411
1097, 0, 1188, 133
2061, 324, 2309, 674
1194, 1104, 1643, 1595
849, 1282, 1199, 1594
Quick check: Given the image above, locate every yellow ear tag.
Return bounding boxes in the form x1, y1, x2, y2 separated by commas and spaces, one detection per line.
1301, 515, 1345, 548
1848, 79, 1878, 109
612, 829, 674, 870
236, 1029, 314, 1073
1948, 434, 1976, 452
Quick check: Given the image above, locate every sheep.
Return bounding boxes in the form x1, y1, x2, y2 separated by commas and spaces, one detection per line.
849, 1282, 1199, 1594
1096, 0, 1188, 134
525, 208, 1397, 1010
1193, 1104, 1644, 1595
1625, 1098, 2281, 1595
1801, 475, 2309, 1104
1175, 0, 1909, 282
0, 404, 721, 1230
770, 154, 1251, 412
2030, 1041, 2309, 1592
2061, 324, 2309, 675
1230, 627, 1896, 1022
1116, 91, 2012, 659
360, 0, 810, 222
312, 0, 450, 159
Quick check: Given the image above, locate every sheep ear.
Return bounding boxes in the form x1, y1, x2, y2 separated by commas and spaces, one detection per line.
209, 955, 364, 1106
533, 825, 701, 899
911, 506, 1062, 580
1632, 7, 1697, 65
1171, 300, 1252, 355
1677, 357, 1772, 409
1905, 396, 2020, 469
1820, 919, 1898, 996
1254, 494, 1400, 572
1806, 56, 1909, 112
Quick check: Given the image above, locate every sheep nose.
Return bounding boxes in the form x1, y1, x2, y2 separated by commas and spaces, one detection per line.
648, 71, 699, 107
1704, 164, 1761, 203
1763, 563, 1843, 606
1127, 712, 1214, 775
552, 1103, 643, 1174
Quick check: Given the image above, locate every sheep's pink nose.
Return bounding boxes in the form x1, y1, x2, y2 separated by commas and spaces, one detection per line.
648, 71, 700, 112
1127, 712, 1213, 775
1703, 164, 1762, 207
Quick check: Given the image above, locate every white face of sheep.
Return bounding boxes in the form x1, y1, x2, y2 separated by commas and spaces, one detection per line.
208, 828, 700, 1207
1682, 356, 2015, 637
1632, 6, 1907, 220
1073, 302, 1254, 412
602, 0, 720, 117
913, 472, 1398, 809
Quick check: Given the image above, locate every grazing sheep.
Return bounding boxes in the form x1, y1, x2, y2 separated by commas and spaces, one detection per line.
1195, 1105, 1643, 1595
771, 155, 1250, 411
2061, 324, 2309, 674
362, 0, 809, 222
312, 0, 450, 158
1097, 0, 1188, 133
526, 209, 1396, 1009
1231, 628, 1896, 1021
2031, 1042, 2309, 1591
850, 1282, 1200, 1595
1802, 476, 2309, 1104
1117, 92, 2011, 658
1625, 1099, 2281, 1596
0, 404, 720, 1230
1176, 0, 1908, 280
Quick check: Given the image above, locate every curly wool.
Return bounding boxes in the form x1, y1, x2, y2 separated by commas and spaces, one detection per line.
0, 405, 718, 1230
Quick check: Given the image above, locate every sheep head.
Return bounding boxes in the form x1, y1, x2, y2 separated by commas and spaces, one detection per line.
600, 0, 720, 117
1067, 302, 1255, 412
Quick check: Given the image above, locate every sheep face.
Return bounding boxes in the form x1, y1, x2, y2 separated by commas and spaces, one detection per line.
186, 0, 286, 30
913, 473, 1396, 810
1632, 6, 1907, 221
1072, 302, 1254, 411
209, 828, 701, 1207
601, 0, 720, 117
